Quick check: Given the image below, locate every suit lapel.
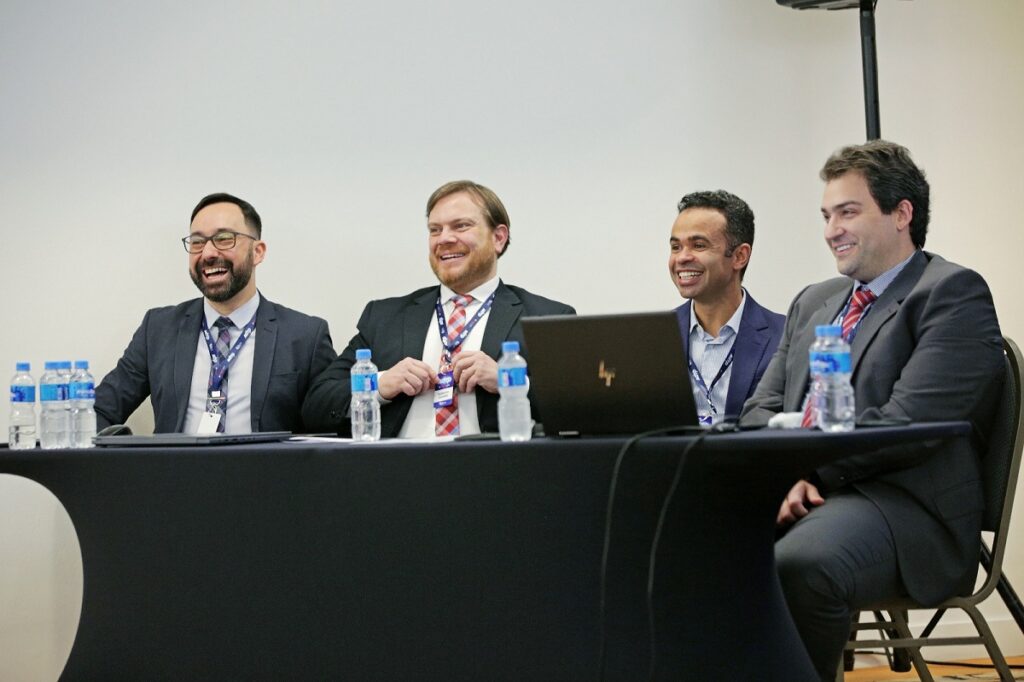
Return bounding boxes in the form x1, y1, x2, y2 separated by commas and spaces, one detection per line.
404, 288, 439, 361
250, 296, 277, 431
725, 298, 768, 416
850, 250, 927, 375
480, 281, 522, 359
676, 302, 691, 361
173, 300, 203, 431
785, 287, 850, 411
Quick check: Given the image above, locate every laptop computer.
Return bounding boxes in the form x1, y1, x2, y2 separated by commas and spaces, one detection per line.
520, 311, 699, 436
93, 431, 294, 447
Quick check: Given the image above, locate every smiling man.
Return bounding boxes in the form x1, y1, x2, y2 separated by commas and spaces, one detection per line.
302, 180, 575, 438
741, 141, 1004, 681
94, 192, 336, 434
670, 190, 784, 425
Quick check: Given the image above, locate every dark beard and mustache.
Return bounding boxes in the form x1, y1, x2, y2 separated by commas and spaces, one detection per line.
190, 255, 253, 303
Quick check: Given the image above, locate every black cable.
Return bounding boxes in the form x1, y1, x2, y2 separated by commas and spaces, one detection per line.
596, 425, 703, 681
646, 430, 709, 681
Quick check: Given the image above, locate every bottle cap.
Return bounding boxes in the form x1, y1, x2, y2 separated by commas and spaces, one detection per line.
59, 361, 73, 370
45, 361, 60, 370
815, 325, 842, 337
355, 349, 372, 361
15, 362, 30, 372
502, 341, 520, 353
75, 360, 89, 369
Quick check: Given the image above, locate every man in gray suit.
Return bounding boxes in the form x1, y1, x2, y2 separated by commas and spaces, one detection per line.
741, 141, 1003, 680
95, 193, 335, 434
302, 180, 574, 438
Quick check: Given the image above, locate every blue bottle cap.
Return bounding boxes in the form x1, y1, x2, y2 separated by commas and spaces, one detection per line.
59, 361, 73, 370
75, 360, 89, 369
45, 361, 60, 370
815, 325, 842, 337
355, 349, 372, 361
502, 341, 520, 353
15, 362, 30, 372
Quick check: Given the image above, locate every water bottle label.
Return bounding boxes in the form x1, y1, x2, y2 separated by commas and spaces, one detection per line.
499, 366, 528, 388
809, 351, 851, 374
350, 372, 378, 393
10, 385, 36, 403
40, 384, 69, 401
69, 381, 95, 400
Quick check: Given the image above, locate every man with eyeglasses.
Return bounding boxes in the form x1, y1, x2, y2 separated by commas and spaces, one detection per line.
94, 192, 336, 434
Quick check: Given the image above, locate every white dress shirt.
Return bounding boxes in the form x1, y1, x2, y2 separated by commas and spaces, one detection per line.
395, 275, 500, 439
182, 292, 260, 435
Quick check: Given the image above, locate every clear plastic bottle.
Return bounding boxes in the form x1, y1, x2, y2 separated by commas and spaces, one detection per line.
39, 361, 71, 449
497, 341, 532, 442
807, 325, 855, 432
9, 362, 37, 450
350, 349, 381, 442
69, 360, 97, 448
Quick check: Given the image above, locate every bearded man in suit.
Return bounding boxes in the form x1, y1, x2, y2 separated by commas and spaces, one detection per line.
302, 180, 575, 439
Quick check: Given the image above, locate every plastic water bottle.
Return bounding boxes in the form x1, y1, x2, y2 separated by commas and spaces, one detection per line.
39, 361, 71, 449
9, 362, 37, 449
69, 360, 97, 448
350, 349, 381, 442
497, 341, 532, 442
808, 325, 855, 432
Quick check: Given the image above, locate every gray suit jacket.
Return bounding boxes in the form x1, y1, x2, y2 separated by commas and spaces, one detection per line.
741, 250, 1003, 604
302, 281, 575, 437
95, 295, 336, 433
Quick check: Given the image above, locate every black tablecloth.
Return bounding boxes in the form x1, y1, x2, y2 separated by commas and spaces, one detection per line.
0, 422, 969, 681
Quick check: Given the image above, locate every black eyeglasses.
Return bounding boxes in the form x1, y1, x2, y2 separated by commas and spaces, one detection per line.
181, 230, 257, 254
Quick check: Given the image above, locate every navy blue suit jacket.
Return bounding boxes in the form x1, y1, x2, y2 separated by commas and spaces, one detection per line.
676, 292, 785, 419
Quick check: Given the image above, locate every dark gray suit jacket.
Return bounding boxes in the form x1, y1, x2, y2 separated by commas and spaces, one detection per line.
676, 292, 785, 419
302, 281, 575, 437
95, 295, 336, 433
741, 250, 1004, 604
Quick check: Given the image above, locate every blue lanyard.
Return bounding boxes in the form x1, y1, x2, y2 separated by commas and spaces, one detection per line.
687, 345, 735, 416
201, 313, 258, 391
434, 292, 496, 363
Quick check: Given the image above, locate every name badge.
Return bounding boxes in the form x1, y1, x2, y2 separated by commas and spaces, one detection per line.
197, 411, 222, 435
698, 413, 713, 428
433, 371, 455, 408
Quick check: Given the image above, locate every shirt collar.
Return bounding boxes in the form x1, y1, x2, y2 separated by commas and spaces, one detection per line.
439, 274, 500, 306
204, 291, 260, 329
688, 289, 747, 339
857, 250, 918, 299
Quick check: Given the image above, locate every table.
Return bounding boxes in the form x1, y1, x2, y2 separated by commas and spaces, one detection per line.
0, 423, 969, 681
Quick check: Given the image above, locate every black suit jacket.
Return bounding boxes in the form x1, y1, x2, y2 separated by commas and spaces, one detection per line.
741, 251, 1004, 604
95, 295, 336, 433
302, 281, 575, 437
676, 292, 785, 419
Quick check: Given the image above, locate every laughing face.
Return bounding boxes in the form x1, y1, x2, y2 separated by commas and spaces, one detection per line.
427, 191, 508, 294
187, 202, 265, 308
821, 171, 913, 283
668, 207, 747, 306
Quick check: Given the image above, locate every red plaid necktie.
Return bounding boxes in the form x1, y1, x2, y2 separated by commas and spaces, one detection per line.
801, 287, 877, 428
435, 294, 474, 436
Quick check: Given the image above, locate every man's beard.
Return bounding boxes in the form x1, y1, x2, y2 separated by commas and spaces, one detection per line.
190, 254, 253, 303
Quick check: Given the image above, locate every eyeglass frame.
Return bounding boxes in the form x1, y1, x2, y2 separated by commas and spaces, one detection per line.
181, 229, 258, 254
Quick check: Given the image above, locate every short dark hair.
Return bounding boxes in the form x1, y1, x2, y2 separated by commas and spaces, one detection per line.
190, 192, 262, 238
426, 180, 510, 257
820, 140, 929, 248
677, 190, 755, 277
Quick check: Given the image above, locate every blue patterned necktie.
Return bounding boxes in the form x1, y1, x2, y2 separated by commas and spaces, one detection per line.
209, 316, 233, 433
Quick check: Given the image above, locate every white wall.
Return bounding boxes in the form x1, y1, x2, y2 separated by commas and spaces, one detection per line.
1, 0, 1022, 676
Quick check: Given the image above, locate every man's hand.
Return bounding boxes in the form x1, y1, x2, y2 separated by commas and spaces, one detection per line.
777, 479, 825, 527
452, 351, 499, 394
377, 358, 437, 400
